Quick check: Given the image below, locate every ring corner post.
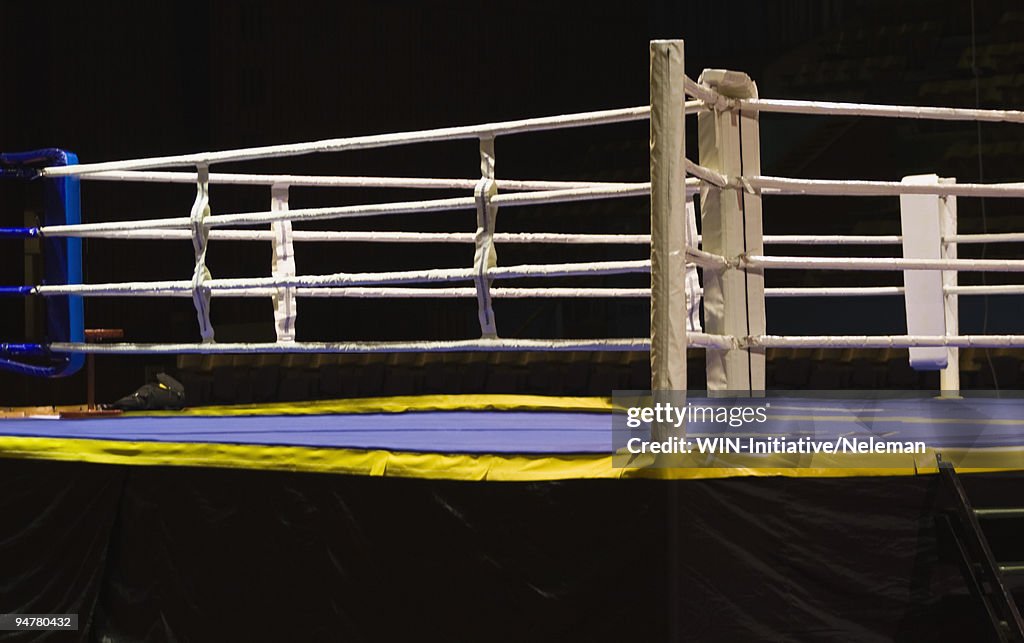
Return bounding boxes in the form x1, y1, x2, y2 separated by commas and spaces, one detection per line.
650, 39, 687, 436
696, 70, 765, 394
43, 149, 85, 377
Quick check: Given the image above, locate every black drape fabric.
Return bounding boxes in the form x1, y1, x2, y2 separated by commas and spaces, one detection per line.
1, 459, 1016, 642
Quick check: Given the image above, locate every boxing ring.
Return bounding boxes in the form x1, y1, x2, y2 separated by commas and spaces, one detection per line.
3, 39, 1024, 640
2, 42, 1024, 475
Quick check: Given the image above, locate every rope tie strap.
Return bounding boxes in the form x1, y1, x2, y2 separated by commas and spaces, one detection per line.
190, 164, 215, 342
683, 75, 737, 112
271, 184, 297, 342
685, 159, 729, 189
731, 175, 757, 195
473, 137, 499, 338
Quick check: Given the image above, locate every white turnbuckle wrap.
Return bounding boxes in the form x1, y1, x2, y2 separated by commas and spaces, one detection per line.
271, 184, 297, 342
190, 164, 215, 342
473, 136, 499, 338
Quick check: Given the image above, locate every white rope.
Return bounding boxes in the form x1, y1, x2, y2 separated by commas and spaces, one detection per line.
945, 284, 1024, 296
71, 229, 655, 244
40, 184, 657, 237
742, 255, 1024, 272
751, 335, 1024, 349
766, 233, 1024, 245
77, 170, 650, 192
67, 230, 1021, 247
762, 234, 903, 245
749, 176, 1024, 198
298, 287, 652, 299
48, 332, 733, 353
29, 287, 653, 299
33, 284, 1024, 300
685, 76, 1024, 123
489, 183, 653, 206
765, 286, 906, 297
41, 102, 705, 177
738, 98, 1024, 124
49, 338, 652, 354
948, 232, 1024, 244
34, 259, 652, 296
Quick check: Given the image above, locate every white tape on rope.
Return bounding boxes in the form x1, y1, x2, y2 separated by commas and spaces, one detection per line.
270, 185, 297, 342
189, 166, 215, 342
685, 197, 702, 332
473, 138, 499, 338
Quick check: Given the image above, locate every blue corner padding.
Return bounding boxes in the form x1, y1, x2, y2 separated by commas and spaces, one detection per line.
0, 149, 84, 377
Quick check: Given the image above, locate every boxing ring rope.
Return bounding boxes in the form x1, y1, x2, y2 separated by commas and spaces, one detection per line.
75, 171, 647, 192
39, 103, 704, 177
683, 76, 1024, 124
30, 259, 654, 297
36, 183, 662, 237
4, 38, 1024, 395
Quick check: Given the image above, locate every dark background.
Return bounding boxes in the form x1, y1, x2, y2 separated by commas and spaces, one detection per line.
2, 0, 1022, 405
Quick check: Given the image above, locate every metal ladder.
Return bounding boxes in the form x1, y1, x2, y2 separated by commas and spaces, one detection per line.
937, 454, 1024, 642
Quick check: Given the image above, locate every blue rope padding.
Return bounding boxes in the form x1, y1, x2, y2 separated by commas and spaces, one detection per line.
0, 343, 46, 356
0, 286, 34, 296
0, 227, 39, 238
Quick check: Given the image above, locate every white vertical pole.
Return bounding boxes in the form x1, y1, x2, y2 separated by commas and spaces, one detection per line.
697, 70, 765, 392
650, 40, 687, 398
939, 179, 960, 394
271, 184, 297, 342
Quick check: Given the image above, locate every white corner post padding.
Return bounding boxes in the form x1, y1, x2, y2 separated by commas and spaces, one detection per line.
697, 69, 766, 392
271, 184, 298, 342
190, 165, 215, 342
649, 39, 688, 396
899, 174, 948, 371
474, 137, 499, 338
